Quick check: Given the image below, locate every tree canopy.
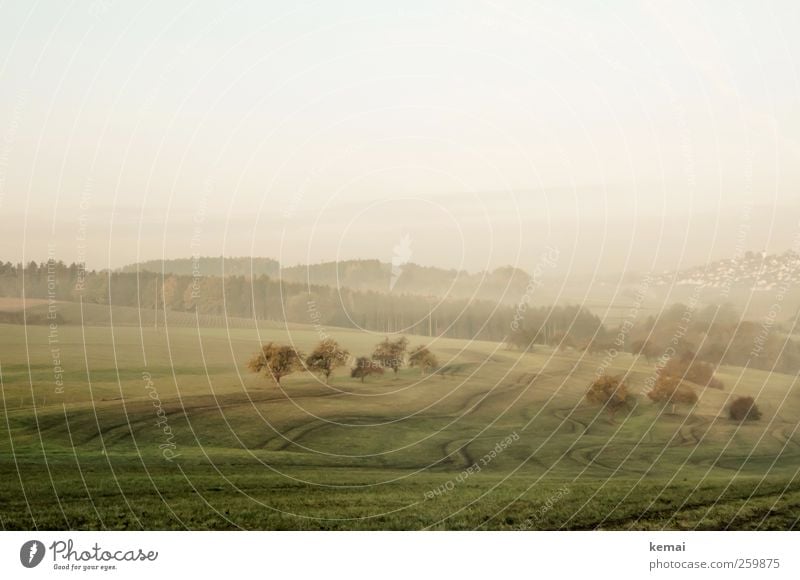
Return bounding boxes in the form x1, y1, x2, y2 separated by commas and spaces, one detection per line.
247, 342, 302, 387
305, 338, 349, 383
729, 396, 762, 421
408, 345, 439, 375
586, 375, 633, 420
351, 356, 384, 383
372, 336, 409, 375
647, 375, 698, 412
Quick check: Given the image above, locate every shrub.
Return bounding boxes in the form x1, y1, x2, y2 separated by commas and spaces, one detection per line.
729, 396, 761, 421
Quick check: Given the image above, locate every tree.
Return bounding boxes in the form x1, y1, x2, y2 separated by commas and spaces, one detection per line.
659, 351, 724, 390
631, 338, 659, 361
585, 375, 633, 420
507, 328, 534, 352
408, 345, 439, 375
582, 339, 616, 355
305, 338, 349, 384
247, 342, 302, 387
372, 336, 408, 376
554, 332, 576, 351
647, 376, 698, 414
729, 396, 762, 421
351, 356, 384, 383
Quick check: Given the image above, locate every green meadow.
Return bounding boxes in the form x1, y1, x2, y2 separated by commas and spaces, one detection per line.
1, 303, 799, 530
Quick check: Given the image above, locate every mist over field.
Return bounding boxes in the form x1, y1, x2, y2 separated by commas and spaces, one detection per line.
2, 1, 800, 276
2, 1, 800, 532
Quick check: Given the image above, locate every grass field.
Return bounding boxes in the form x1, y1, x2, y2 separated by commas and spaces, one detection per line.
1, 303, 799, 530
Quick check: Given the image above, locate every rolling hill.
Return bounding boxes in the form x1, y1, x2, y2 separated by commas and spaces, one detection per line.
1, 309, 798, 530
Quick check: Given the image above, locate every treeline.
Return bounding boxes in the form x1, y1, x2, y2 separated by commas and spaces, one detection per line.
506, 304, 608, 351
496, 296, 800, 375
4, 260, 800, 375
0, 260, 533, 341
122, 257, 533, 304
119, 256, 280, 278
281, 259, 532, 304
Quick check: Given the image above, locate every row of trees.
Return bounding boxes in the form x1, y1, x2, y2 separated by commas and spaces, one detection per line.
585, 375, 761, 422
5, 261, 800, 377
643, 350, 725, 413
506, 305, 608, 351
247, 336, 440, 386
510, 301, 800, 377
627, 303, 800, 374
0, 261, 521, 341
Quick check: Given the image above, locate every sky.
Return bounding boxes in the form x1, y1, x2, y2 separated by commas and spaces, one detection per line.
1, 0, 799, 276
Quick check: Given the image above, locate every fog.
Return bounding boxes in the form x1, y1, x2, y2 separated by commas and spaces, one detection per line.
1, 0, 799, 276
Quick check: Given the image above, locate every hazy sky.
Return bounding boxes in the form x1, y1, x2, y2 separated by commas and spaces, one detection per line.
1, 0, 799, 275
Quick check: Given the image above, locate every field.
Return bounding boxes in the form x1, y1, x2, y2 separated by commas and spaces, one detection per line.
1, 303, 799, 530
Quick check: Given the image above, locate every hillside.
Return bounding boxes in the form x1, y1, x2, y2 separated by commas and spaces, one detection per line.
1, 321, 797, 530
649, 250, 800, 291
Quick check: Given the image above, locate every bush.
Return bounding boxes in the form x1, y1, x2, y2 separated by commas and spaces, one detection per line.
729, 396, 761, 421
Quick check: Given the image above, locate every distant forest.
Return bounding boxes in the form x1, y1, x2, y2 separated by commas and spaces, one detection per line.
2, 259, 799, 375
0, 260, 601, 344
119, 256, 280, 278
121, 256, 533, 304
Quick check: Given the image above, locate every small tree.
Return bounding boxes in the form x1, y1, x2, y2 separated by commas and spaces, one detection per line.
372, 336, 408, 376
582, 339, 616, 355
507, 328, 535, 351
408, 345, 439, 375
247, 342, 302, 387
659, 351, 724, 390
586, 375, 632, 421
351, 356, 384, 383
729, 396, 762, 421
305, 338, 349, 384
631, 338, 658, 361
555, 332, 576, 351
647, 375, 698, 414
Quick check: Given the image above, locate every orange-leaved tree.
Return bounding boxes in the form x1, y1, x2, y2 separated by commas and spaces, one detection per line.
647, 375, 698, 414
247, 342, 303, 387
586, 375, 633, 421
